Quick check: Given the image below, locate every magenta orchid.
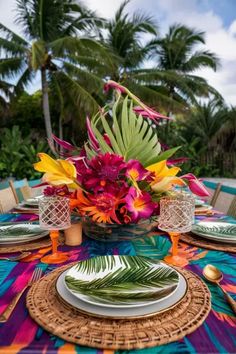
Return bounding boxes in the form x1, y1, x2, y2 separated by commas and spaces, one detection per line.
49, 134, 77, 157
133, 106, 171, 121
181, 173, 210, 197
125, 187, 156, 222
126, 160, 150, 181
104, 80, 170, 123
86, 116, 100, 151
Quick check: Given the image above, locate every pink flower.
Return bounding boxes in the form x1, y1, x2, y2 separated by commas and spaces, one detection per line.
49, 135, 77, 157
86, 116, 100, 151
126, 160, 150, 182
43, 185, 71, 197
104, 81, 126, 94
133, 106, 171, 121
104, 80, 170, 123
125, 187, 156, 222
181, 173, 210, 197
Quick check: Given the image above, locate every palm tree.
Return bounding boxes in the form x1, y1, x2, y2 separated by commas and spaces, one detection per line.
176, 99, 236, 176
181, 99, 229, 145
103, 0, 157, 80
0, 0, 107, 141
99, 0, 173, 109
146, 24, 221, 110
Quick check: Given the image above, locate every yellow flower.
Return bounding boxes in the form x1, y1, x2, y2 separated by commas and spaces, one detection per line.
146, 160, 185, 193
34, 153, 78, 189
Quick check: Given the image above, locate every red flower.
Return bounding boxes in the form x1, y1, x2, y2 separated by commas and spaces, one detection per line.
84, 153, 126, 191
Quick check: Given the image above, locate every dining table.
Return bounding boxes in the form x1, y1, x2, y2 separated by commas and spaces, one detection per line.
0, 211, 235, 354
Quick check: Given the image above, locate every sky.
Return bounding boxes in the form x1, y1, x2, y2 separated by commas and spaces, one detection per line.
0, 0, 236, 105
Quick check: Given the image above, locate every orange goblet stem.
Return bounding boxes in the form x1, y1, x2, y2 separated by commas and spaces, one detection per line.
164, 232, 189, 267
41, 230, 68, 264
170, 232, 180, 257
51, 230, 59, 255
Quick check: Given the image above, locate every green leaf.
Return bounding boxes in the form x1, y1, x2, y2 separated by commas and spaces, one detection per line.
89, 96, 163, 166
65, 255, 178, 304
146, 146, 181, 166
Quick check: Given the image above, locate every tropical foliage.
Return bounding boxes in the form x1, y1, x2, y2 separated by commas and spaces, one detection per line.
0, 0, 109, 141
0, 0, 235, 179
0, 125, 48, 179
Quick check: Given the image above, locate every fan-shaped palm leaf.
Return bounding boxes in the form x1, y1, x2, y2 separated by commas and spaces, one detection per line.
86, 95, 163, 166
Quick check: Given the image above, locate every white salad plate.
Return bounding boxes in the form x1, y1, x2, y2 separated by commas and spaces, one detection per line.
56, 268, 187, 319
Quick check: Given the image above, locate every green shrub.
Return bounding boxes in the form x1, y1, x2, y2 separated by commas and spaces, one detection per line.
0, 126, 48, 180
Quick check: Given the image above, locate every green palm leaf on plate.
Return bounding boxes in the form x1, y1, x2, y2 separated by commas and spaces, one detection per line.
65, 255, 179, 304
193, 222, 236, 238
0, 224, 43, 238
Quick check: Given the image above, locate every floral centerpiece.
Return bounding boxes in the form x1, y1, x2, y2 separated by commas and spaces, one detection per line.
34, 81, 209, 240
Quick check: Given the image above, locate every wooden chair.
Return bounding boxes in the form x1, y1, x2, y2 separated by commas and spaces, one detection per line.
203, 180, 222, 206
0, 186, 18, 213
227, 196, 236, 218
9, 179, 32, 202
20, 185, 33, 200
214, 185, 236, 215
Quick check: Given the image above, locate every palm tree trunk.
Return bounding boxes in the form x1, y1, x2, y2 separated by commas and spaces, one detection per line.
41, 68, 53, 140
165, 86, 174, 140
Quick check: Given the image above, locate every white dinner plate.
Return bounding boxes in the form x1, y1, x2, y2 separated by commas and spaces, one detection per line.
56, 269, 187, 319
195, 205, 213, 211
191, 221, 236, 244
0, 223, 48, 244
23, 199, 39, 207
15, 203, 39, 211
64, 255, 180, 308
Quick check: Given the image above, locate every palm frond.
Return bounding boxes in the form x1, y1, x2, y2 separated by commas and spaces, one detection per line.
65, 255, 178, 303
87, 95, 162, 166
62, 61, 103, 93
15, 67, 35, 92
0, 22, 28, 45
0, 37, 26, 56
0, 57, 26, 79
183, 50, 220, 72
54, 70, 99, 117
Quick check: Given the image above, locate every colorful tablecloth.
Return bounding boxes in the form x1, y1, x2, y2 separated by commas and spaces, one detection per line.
0, 213, 235, 354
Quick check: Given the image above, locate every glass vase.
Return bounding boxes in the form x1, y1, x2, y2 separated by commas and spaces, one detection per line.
82, 217, 157, 242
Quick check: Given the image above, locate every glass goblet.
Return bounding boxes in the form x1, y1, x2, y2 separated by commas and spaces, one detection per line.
158, 193, 195, 267
39, 196, 71, 264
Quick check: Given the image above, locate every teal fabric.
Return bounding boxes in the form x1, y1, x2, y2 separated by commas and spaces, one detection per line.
203, 180, 218, 189
203, 180, 236, 195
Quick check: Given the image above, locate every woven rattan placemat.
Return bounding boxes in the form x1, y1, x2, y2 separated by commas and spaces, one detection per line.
181, 232, 236, 253
0, 234, 64, 253
26, 263, 211, 350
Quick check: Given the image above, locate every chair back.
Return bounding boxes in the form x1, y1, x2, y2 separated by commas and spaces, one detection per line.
214, 185, 236, 215
9, 179, 30, 202
0, 186, 18, 213
202, 180, 221, 206
20, 185, 33, 200
227, 196, 236, 218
